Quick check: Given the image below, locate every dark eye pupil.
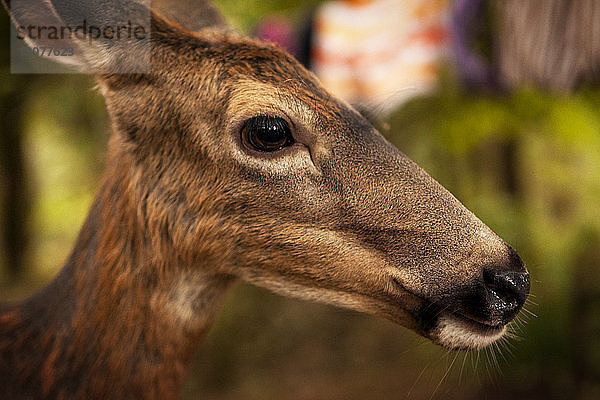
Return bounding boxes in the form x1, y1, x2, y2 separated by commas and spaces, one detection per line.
242, 115, 293, 152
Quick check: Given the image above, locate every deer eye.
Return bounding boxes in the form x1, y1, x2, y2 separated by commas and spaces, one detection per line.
241, 115, 293, 152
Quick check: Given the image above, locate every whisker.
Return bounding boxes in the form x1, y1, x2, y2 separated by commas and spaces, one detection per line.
516, 311, 532, 324
504, 326, 519, 340
525, 298, 539, 307
511, 316, 528, 333
489, 344, 501, 375
498, 337, 515, 358
483, 347, 493, 381
521, 307, 538, 318
406, 357, 434, 399
458, 351, 469, 385
511, 319, 523, 333
502, 331, 518, 341
515, 313, 528, 324
428, 351, 460, 400
493, 341, 508, 370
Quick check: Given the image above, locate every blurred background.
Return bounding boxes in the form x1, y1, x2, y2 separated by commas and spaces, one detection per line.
1, 0, 599, 399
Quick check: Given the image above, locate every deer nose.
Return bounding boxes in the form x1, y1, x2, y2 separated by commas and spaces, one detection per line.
482, 268, 530, 325
454, 245, 530, 327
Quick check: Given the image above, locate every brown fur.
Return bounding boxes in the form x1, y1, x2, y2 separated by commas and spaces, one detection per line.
1, 1, 529, 399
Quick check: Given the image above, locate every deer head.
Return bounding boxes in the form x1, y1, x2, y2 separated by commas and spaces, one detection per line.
3, 0, 528, 360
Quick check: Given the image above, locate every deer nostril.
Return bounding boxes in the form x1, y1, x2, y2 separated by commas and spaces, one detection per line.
482, 268, 530, 321
449, 246, 530, 327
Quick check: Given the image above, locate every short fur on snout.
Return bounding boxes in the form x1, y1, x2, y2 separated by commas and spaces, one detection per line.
0, 0, 529, 398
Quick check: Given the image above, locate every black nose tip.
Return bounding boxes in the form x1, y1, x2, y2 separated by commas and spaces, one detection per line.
482, 268, 530, 324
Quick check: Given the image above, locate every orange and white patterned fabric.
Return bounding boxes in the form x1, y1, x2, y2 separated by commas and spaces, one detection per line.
311, 0, 450, 116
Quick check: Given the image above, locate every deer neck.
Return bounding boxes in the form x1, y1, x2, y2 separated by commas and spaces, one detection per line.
0, 150, 235, 399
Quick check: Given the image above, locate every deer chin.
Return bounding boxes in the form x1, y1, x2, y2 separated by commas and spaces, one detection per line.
431, 312, 506, 350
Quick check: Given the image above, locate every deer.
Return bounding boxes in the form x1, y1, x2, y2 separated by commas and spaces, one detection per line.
0, 0, 530, 399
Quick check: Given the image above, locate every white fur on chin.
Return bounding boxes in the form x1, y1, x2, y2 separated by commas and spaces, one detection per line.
435, 313, 506, 350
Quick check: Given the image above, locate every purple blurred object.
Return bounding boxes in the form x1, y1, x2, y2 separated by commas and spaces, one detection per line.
452, 0, 497, 89
254, 15, 300, 60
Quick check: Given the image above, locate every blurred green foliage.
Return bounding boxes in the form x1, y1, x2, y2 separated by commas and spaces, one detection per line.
1, 1, 599, 399
386, 75, 600, 399
216, 0, 323, 32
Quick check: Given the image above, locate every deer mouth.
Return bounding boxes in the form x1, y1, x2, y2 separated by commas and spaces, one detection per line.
413, 301, 507, 350
433, 311, 507, 350
390, 279, 508, 350
446, 310, 505, 332
411, 299, 503, 347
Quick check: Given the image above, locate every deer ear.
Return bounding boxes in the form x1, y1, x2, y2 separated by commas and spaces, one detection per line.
150, 0, 230, 33
3, 0, 151, 73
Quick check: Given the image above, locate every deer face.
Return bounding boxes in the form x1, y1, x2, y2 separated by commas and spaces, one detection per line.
5, 1, 529, 351
114, 29, 529, 350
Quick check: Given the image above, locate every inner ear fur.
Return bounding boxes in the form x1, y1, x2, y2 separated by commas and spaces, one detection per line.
3, 0, 153, 73
2, 0, 233, 74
